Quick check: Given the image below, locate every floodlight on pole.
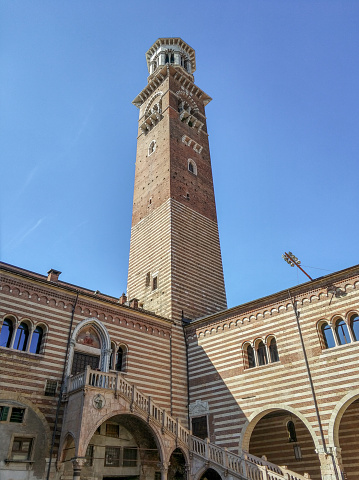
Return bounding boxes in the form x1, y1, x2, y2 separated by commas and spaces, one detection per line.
282, 251, 313, 281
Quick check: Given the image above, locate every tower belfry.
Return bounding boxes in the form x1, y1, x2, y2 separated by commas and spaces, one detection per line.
127, 38, 227, 321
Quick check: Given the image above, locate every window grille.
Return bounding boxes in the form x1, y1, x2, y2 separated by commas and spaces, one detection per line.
44, 380, 58, 397
104, 446, 120, 466
106, 423, 119, 438
10, 408, 25, 423
85, 445, 94, 466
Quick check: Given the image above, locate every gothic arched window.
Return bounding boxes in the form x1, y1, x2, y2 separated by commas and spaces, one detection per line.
188, 159, 197, 176
14, 322, 29, 351
269, 338, 279, 363
116, 347, 123, 371
29, 326, 44, 354
350, 314, 359, 341
247, 345, 256, 368
148, 140, 156, 156
335, 319, 350, 345
0, 318, 14, 348
257, 341, 268, 366
321, 322, 335, 349
287, 421, 297, 442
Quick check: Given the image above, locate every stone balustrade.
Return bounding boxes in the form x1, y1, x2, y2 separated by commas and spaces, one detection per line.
67, 368, 308, 480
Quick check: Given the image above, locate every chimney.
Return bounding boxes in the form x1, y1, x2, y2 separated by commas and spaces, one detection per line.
47, 269, 62, 282
129, 298, 139, 309
119, 293, 127, 305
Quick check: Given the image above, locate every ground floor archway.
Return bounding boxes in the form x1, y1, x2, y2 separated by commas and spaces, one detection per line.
199, 467, 222, 480
61, 413, 162, 480
338, 397, 359, 480
247, 409, 321, 480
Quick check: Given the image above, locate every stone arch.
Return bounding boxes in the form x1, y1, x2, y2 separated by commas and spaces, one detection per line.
81, 411, 166, 463
0, 391, 51, 453
59, 431, 77, 463
145, 91, 163, 117
240, 404, 320, 452
66, 317, 111, 377
328, 389, 359, 447
167, 447, 189, 480
195, 466, 223, 480
240, 405, 321, 480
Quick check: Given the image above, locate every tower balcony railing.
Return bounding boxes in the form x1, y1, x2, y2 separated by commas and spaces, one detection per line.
67, 367, 308, 480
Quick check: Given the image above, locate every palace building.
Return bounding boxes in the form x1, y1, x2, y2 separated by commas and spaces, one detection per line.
1, 38, 359, 480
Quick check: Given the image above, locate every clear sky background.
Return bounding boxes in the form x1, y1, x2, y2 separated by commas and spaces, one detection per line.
1, 1, 358, 308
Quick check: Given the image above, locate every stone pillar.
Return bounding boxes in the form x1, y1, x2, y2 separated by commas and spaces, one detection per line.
316, 446, 343, 480
71, 457, 86, 480
160, 461, 169, 480
159, 53, 166, 66
174, 53, 181, 65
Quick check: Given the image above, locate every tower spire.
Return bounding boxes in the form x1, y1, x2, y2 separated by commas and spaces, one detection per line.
127, 38, 227, 321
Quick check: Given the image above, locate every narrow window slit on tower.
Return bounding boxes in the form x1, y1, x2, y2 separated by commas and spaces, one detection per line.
145, 272, 150, 287
152, 276, 158, 290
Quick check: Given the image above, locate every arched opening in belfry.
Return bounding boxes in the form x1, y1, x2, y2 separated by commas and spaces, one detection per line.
168, 448, 187, 480
199, 467, 222, 480
248, 410, 321, 480
338, 397, 359, 480
61, 414, 162, 480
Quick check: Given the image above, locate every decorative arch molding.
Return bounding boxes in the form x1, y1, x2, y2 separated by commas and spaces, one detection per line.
239, 403, 321, 453
66, 317, 111, 377
81, 409, 167, 462
168, 445, 191, 466
144, 91, 163, 117
59, 431, 77, 463
0, 391, 51, 453
328, 389, 359, 447
192, 464, 223, 480
176, 90, 199, 111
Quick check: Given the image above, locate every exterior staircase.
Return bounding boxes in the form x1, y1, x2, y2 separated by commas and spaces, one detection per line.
68, 368, 308, 480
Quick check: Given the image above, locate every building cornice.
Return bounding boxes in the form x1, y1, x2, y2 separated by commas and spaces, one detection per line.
132, 65, 211, 108
185, 264, 359, 333
0, 262, 173, 327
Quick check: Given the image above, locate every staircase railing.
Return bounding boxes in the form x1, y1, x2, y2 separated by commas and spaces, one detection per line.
67, 367, 308, 480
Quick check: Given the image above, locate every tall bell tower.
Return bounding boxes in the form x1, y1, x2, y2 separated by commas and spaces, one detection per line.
127, 38, 227, 321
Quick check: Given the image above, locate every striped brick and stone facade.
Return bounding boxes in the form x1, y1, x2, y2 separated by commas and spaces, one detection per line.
185, 264, 359, 480
1, 37, 359, 480
0, 262, 189, 480
127, 37, 227, 323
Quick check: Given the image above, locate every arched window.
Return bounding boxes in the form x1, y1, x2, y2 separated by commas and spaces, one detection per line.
0, 319, 14, 348
257, 341, 268, 366
350, 314, 359, 341
188, 159, 197, 175
247, 345, 256, 368
29, 326, 43, 354
321, 322, 335, 348
116, 347, 123, 371
269, 338, 279, 363
335, 319, 350, 345
13, 323, 29, 351
287, 421, 297, 442
148, 140, 156, 156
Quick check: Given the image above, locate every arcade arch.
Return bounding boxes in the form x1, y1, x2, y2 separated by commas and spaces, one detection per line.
61, 413, 164, 480
328, 390, 359, 480
241, 406, 321, 480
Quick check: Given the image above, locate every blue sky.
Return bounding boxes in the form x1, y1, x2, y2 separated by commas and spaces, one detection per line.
1, 1, 358, 308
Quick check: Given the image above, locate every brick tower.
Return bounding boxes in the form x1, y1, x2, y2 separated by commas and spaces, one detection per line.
127, 38, 227, 321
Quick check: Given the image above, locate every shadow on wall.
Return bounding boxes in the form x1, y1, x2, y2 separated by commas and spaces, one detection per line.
187, 337, 322, 480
